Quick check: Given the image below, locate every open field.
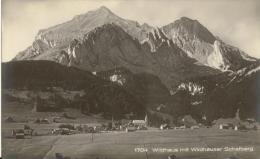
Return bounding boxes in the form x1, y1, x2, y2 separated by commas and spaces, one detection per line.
2, 128, 260, 159
2, 101, 260, 159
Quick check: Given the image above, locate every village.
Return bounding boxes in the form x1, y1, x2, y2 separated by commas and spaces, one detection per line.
2, 109, 260, 159
6, 111, 259, 139
7, 114, 150, 139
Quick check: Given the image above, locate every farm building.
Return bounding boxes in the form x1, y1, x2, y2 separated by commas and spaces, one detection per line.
12, 129, 25, 139
132, 120, 146, 126
52, 128, 71, 135
5, 116, 15, 123
191, 125, 199, 130
53, 117, 61, 123
219, 123, 234, 130
35, 118, 49, 124
132, 115, 148, 127
125, 126, 136, 132
24, 125, 34, 136
213, 118, 240, 130
246, 118, 256, 123
52, 128, 63, 135
12, 125, 34, 139
174, 125, 186, 130
24, 129, 33, 136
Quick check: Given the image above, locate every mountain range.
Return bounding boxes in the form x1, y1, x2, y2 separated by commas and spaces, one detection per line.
4, 6, 260, 123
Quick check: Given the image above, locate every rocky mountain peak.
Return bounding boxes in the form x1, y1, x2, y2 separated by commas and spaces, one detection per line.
98, 6, 112, 12
152, 27, 168, 40
83, 23, 130, 41
67, 23, 134, 50
7, 6, 260, 125
60, 23, 152, 71
14, 6, 257, 73
141, 23, 152, 30
74, 6, 111, 15
161, 17, 215, 46
170, 17, 216, 44
161, 17, 256, 71
88, 6, 118, 18
142, 27, 174, 52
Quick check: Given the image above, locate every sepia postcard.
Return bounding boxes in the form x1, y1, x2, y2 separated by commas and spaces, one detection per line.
1, 0, 260, 159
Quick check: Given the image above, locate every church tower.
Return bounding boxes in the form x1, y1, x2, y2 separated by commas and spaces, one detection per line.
145, 114, 148, 127
235, 109, 240, 120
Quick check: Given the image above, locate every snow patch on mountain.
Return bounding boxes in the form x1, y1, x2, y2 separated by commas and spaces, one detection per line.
236, 67, 247, 76
240, 52, 257, 61
185, 50, 194, 58
226, 62, 260, 86
68, 47, 77, 59
191, 101, 202, 105
177, 82, 204, 96
246, 65, 260, 76
109, 74, 126, 85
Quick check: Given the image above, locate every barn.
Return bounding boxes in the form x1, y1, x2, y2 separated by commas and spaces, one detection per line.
132, 115, 148, 127
132, 120, 146, 126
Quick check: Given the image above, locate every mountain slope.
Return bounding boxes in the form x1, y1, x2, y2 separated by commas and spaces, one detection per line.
13, 7, 257, 73
59, 24, 156, 72
162, 17, 257, 71
54, 23, 219, 89
2, 60, 146, 118
8, 6, 259, 123
203, 61, 260, 121
96, 67, 171, 106
13, 6, 153, 61
170, 60, 260, 122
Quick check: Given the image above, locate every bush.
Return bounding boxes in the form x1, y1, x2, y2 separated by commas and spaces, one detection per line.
24, 124, 31, 129
35, 118, 40, 123
62, 113, 76, 119
107, 122, 112, 129
75, 125, 83, 131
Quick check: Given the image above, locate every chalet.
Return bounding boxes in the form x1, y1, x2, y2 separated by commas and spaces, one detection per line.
132, 115, 148, 127
132, 120, 146, 126
41, 118, 49, 124
60, 128, 71, 135
174, 125, 186, 130
190, 125, 199, 130
12, 129, 25, 139
24, 125, 33, 136
125, 126, 136, 132
35, 118, 50, 124
52, 128, 63, 135
246, 118, 256, 123
5, 116, 15, 123
53, 117, 61, 123
219, 123, 233, 130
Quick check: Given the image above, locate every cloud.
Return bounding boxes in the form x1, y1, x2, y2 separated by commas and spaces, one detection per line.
2, 0, 260, 61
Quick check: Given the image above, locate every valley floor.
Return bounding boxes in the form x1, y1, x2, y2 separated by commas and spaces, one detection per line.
2, 128, 260, 159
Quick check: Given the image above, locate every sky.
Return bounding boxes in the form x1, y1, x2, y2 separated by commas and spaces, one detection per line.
2, 0, 260, 62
